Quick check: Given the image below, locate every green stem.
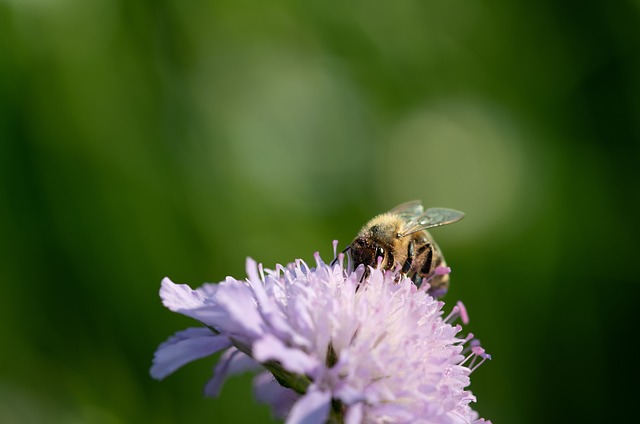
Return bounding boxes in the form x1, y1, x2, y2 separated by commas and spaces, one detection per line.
229, 337, 311, 395
328, 399, 346, 424
211, 328, 345, 421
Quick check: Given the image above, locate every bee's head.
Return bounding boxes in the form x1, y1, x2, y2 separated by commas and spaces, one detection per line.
349, 236, 386, 269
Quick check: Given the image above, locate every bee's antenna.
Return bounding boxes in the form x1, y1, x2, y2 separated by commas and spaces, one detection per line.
331, 245, 350, 266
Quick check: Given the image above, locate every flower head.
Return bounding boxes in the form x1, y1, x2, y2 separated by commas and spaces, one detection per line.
151, 245, 491, 423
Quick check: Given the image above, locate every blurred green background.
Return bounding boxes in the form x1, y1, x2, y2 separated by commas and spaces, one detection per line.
1, 0, 639, 423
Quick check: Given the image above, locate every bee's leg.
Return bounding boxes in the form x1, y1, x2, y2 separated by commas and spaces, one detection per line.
414, 275, 424, 289
427, 254, 449, 298
401, 240, 414, 274
419, 244, 433, 276
410, 243, 433, 288
385, 249, 395, 270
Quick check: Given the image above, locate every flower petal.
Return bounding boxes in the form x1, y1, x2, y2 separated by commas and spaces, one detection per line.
159, 278, 226, 325
344, 403, 363, 424
213, 281, 265, 340
150, 327, 230, 380
334, 383, 366, 405
160, 277, 210, 309
253, 371, 299, 419
285, 388, 331, 424
246, 258, 298, 341
253, 334, 318, 375
204, 347, 262, 397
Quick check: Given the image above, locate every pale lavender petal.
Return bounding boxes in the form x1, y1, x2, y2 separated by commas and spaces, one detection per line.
213, 282, 264, 338
333, 383, 365, 405
246, 258, 296, 340
368, 403, 413, 421
245, 257, 263, 290
183, 307, 230, 329
253, 371, 299, 419
150, 327, 230, 380
253, 334, 318, 374
159, 278, 227, 326
285, 388, 331, 424
344, 403, 363, 424
160, 277, 211, 310
204, 347, 262, 397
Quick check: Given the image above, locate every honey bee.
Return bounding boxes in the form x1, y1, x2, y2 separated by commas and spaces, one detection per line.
341, 200, 464, 297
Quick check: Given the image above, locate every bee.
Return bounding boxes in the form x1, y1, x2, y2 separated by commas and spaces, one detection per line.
341, 200, 464, 297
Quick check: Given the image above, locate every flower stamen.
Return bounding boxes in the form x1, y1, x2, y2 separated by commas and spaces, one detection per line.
459, 342, 492, 374
444, 300, 470, 325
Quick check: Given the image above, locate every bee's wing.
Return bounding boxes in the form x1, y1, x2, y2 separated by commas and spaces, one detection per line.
399, 207, 464, 237
388, 200, 424, 220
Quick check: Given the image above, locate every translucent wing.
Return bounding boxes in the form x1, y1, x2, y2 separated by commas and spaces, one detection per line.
399, 207, 465, 237
388, 200, 424, 220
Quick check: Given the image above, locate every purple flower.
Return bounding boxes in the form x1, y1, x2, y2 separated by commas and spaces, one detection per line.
151, 245, 491, 423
